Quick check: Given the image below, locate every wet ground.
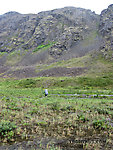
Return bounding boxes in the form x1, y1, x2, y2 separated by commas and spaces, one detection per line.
0, 137, 108, 150
0, 137, 84, 150
52, 94, 113, 99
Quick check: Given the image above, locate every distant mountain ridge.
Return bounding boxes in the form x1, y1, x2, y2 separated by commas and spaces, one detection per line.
0, 4, 112, 78
0, 7, 99, 53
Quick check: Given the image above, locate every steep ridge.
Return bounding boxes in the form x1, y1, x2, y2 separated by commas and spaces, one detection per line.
99, 4, 113, 60
0, 7, 99, 55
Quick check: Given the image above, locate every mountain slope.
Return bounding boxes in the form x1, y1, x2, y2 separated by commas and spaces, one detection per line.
0, 5, 112, 78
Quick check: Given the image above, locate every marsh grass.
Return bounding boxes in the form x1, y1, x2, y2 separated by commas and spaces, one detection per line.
0, 78, 113, 149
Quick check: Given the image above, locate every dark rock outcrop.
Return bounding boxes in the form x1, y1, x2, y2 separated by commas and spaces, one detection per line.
99, 4, 113, 60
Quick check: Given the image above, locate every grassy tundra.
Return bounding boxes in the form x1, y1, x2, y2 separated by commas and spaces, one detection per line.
0, 77, 113, 149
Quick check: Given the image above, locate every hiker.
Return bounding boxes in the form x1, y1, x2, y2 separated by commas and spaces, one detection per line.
44, 89, 48, 96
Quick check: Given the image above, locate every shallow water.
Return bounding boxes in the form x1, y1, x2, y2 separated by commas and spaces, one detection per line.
51, 94, 113, 99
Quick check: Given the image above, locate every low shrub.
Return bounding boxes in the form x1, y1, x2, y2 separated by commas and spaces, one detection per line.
0, 120, 17, 138
96, 108, 109, 115
49, 102, 61, 111
77, 114, 89, 123
92, 119, 107, 130
18, 79, 36, 88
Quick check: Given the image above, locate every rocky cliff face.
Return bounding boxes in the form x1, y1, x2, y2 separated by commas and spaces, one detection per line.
0, 7, 99, 56
99, 4, 113, 60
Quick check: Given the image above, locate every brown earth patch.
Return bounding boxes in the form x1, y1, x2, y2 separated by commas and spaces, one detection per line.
0, 66, 37, 78
37, 67, 87, 77
0, 66, 87, 78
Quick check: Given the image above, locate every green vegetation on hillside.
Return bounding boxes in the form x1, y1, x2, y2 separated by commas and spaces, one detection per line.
0, 52, 8, 56
0, 75, 113, 90
33, 42, 55, 52
35, 51, 113, 78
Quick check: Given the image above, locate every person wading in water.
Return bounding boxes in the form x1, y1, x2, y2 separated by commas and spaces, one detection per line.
44, 89, 48, 96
